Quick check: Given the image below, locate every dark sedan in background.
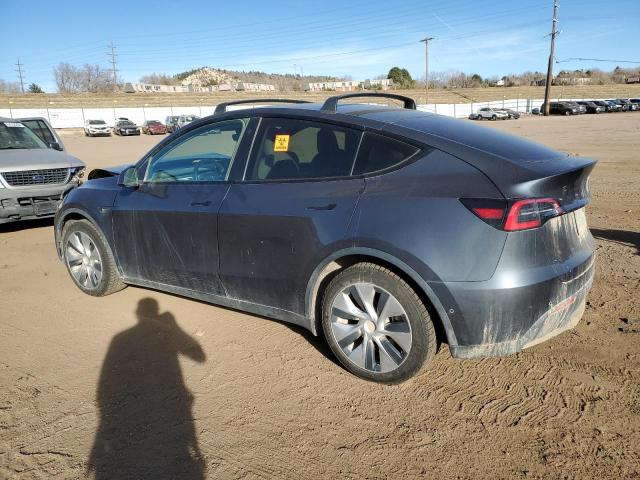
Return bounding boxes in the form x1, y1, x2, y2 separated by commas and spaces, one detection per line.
54, 94, 596, 383
541, 101, 580, 115
113, 120, 140, 136
576, 101, 604, 114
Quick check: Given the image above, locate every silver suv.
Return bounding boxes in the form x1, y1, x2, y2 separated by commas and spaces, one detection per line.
476, 107, 509, 120
0, 117, 85, 225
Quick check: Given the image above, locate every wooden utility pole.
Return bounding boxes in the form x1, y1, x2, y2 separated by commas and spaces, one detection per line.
420, 36, 434, 104
543, 0, 559, 116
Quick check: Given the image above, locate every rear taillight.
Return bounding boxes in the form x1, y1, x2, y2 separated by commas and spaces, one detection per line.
461, 197, 563, 231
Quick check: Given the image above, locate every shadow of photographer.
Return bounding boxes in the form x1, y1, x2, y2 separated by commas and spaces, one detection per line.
89, 297, 206, 479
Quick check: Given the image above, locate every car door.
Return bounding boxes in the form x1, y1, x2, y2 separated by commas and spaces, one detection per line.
218, 116, 365, 315
112, 117, 254, 295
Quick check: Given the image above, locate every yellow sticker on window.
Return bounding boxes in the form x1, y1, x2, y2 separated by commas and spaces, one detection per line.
274, 134, 290, 152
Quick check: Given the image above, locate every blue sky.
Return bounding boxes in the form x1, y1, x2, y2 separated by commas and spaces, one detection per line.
1, 0, 638, 92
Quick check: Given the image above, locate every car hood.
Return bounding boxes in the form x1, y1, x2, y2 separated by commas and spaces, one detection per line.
0, 148, 85, 172
87, 163, 132, 180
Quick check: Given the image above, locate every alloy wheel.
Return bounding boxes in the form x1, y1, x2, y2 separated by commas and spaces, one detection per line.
330, 282, 412, 373
65, 231, 103, 290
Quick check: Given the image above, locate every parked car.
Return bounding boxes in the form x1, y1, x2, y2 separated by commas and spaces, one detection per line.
565, 102, 586, 114
177, 115, 199, 129
501, 108, 520, 119
592, 100, 616, 112
113, 120, 140, 136
576, 101, 604, 114
629, 98, 640, 106
1, 117, 85, 225
165, 116, 180, 133
142, 120, 167, 135
54, 94, 596, 383
541, 102, 579, 115
475, 107, 509, 120
607, 99, 627, 111
84, 119, 111, 137
616, 99, 639, 111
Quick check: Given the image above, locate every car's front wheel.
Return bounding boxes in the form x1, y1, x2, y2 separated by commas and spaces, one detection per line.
322, 263, 437, 384
62, 219, 126, 297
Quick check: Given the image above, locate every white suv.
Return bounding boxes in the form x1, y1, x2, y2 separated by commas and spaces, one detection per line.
476, 108, 509, 120
84, 120, 111, 137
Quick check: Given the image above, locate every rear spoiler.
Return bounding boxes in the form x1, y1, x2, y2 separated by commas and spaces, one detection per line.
214, 99, 311, 114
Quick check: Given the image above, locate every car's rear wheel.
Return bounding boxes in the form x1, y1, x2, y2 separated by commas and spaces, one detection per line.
322, 263, 437, 384
62, 220, 126, 297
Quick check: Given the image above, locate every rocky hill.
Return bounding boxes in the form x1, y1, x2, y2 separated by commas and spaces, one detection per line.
174, 67, 341, 91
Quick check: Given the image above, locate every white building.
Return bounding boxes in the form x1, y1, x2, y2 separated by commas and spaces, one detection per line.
123, 81, 277, 94
306, 79, 393, 92
236, 82, 277, 92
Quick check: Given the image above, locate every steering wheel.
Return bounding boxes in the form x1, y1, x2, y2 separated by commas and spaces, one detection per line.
152, 170, 178, 182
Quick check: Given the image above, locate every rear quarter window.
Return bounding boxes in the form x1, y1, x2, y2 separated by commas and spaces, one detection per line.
352, 132, 419, 175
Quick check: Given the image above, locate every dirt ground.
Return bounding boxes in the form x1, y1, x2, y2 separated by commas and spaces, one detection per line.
1, 113, 638, 479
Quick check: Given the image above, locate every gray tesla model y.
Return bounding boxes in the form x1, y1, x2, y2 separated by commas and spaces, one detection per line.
54, 93, 595, 383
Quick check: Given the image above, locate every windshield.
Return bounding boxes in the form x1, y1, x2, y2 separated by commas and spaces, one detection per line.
118, 122, 135, 127
0, 121, 48, 150
182, 116, 197, 122
148, 121, 161, 126
89, 120, 105, 125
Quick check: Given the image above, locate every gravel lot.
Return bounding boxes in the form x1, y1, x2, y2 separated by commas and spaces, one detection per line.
1, 113, 638, 479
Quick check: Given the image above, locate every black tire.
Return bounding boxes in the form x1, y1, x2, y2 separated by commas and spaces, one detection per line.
61, 219, 126, 297
491, 114, 497, 120
321, 262, 437, 384
565, 110, 571, 116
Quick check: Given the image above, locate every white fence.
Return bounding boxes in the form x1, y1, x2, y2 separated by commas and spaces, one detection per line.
0, 97, 602, 129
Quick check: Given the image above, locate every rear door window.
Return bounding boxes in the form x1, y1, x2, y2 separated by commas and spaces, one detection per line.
20, 119, 56, 145
245, 118, 361, 181
352, 132, 420, 175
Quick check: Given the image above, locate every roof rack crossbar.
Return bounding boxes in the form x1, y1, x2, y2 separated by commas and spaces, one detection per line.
320, 93, 416, 113
214, 99, 312, 115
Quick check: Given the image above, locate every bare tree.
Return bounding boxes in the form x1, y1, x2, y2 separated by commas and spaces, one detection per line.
53, 62, 83, 93
0, 79, 21, 93
82, 64, 112, 93
139, 73, 179, 85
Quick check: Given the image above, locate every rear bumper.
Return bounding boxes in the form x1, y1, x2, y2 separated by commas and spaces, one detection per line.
0, 182, 78, 224
438, 211, 595, 358
449, 257, 594, 358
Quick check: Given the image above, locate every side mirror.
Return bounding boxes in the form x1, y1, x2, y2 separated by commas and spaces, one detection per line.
118, 166, 140, 188
49, 141, 63, 151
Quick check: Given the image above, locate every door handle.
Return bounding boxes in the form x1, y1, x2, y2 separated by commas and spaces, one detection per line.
306, 203, 336, 211
190, 201, 212, 207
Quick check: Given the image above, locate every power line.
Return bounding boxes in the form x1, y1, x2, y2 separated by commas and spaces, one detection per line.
15, 58, 25, 93
543, 0, 559, 116
556, 57, 640, 64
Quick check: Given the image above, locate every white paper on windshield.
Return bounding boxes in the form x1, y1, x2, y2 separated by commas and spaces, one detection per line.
3, 122, 25, 128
